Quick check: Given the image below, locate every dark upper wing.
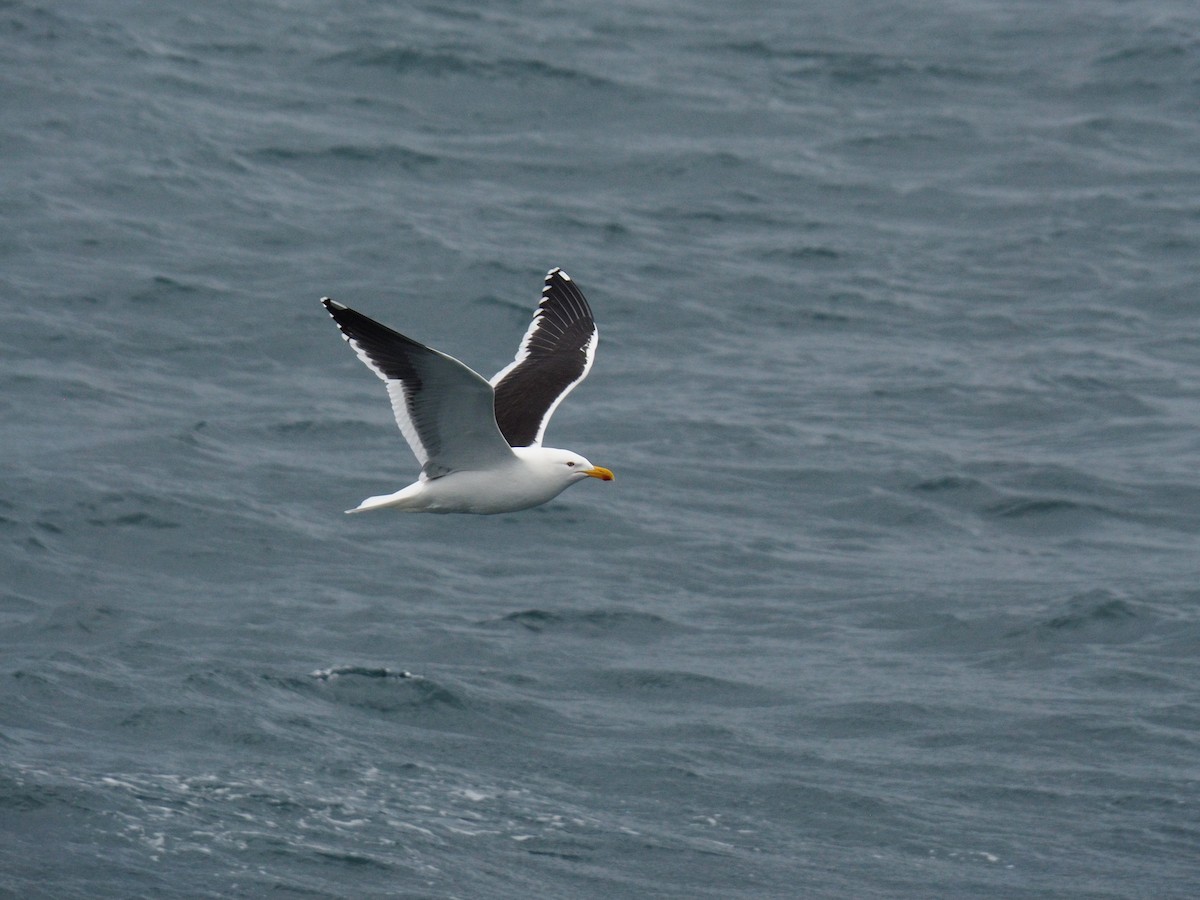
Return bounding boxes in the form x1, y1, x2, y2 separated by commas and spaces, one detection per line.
489, 268, 598, 447
322, 298, 514, 478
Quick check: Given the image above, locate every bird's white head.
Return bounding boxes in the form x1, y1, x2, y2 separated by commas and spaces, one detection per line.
517, 446, 614, 487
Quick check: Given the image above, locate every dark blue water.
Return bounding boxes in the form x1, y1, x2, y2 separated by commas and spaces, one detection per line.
4, 1, 1200, 896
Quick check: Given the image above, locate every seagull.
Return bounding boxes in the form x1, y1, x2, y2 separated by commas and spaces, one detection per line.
321, 268, 613, 515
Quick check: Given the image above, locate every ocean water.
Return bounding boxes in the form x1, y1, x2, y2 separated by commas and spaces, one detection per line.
3, 0, 1200, 896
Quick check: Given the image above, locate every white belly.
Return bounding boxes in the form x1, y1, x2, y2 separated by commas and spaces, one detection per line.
415, 465, 569, 514
347, 453, 573, 515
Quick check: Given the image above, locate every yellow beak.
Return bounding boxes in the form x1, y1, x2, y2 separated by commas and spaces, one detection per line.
584, 465, 614, 481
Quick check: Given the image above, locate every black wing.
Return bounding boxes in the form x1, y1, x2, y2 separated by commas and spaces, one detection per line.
489, 268, 598, 447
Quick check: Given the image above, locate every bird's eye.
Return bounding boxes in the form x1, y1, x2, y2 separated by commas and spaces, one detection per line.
566, 461, 576, 467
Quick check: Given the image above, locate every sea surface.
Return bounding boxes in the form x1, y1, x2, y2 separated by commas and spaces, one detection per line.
3, 1, 1200, 897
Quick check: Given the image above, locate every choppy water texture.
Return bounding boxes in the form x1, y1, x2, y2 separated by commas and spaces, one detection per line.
4, 1, 1200, 897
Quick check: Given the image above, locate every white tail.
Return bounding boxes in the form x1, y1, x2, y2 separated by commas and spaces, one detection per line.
345, 484, 423, 514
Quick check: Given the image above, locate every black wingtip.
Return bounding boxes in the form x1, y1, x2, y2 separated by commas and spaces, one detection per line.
321, 297, 346, 311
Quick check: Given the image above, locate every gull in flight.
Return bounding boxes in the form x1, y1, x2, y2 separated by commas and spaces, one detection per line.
321, 268, 613, 514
